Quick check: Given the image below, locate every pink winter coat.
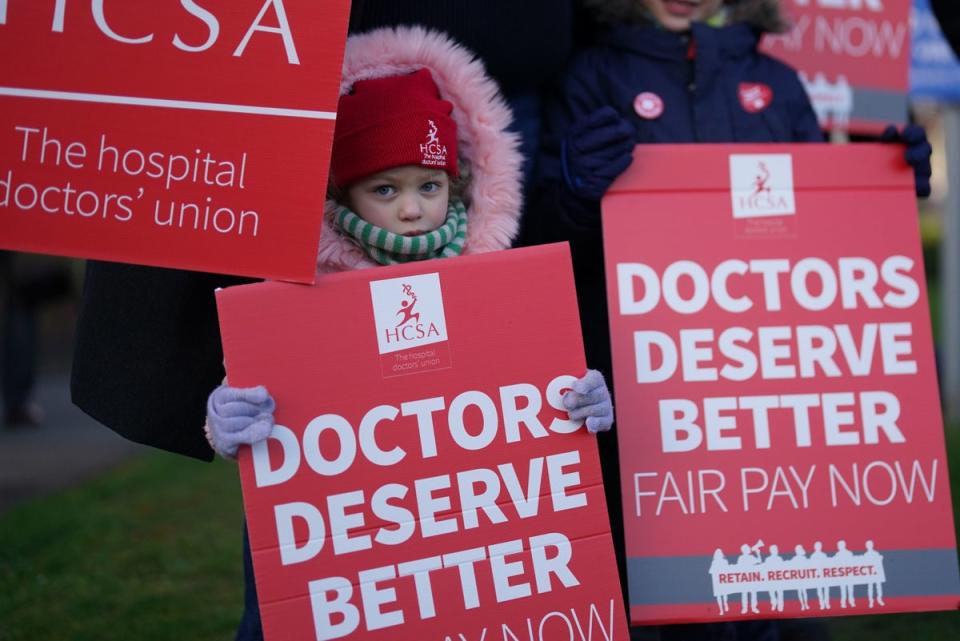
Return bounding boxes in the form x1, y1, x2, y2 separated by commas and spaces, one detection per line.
316, 26, 524, 273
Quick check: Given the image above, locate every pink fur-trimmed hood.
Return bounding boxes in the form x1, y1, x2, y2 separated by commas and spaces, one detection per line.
316, 26, 523, 273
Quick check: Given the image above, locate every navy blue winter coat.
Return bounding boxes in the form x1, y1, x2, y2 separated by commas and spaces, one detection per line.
519, 21, 825, 615
558, 22, 823, 146
526, 19, 824, 389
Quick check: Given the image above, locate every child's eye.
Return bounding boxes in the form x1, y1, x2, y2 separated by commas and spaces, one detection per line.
373, 185, 396, 196
420, 181, 441, 193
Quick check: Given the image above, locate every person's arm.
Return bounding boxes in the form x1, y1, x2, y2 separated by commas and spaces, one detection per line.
71, 261, 256, 461
520, 51, 634, 245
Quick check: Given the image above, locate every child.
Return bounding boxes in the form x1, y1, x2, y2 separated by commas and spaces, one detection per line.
522, 1, 930, 639
204, 26, 614, 640
207, 26, 613, 452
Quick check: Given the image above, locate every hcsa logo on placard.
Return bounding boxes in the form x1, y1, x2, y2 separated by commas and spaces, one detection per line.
420, 119, 449, 167
729, 154, 796, 219
369, 273, 448, 354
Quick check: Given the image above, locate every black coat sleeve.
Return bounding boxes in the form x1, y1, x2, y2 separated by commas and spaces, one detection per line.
519, 50, 618, 382
519, 49, 614, 245
71, 261, 255, 461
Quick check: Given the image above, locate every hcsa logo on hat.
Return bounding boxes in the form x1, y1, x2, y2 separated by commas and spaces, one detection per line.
420, 119, 449, 167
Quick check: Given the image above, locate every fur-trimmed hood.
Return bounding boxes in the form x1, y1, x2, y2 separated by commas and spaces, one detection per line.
584, 0, 791, 34
316, 26, 522, 274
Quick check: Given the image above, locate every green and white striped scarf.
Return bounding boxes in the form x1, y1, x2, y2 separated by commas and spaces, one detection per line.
332, 198, 468, 265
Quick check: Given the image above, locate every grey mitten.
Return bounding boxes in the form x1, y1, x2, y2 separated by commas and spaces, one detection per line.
205, 384, 276, 458
562, 369, 614, 433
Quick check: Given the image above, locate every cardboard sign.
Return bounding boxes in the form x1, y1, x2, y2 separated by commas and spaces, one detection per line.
216, 245, 630, 641
602, 144, 960, 625
0, 1, 349, 283
762, 0, 911, 134
911, 0, 960, 100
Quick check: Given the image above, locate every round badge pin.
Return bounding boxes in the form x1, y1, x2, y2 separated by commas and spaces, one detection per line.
634, 92, 664, 120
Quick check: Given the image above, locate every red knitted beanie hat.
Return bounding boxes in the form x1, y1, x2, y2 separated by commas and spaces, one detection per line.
331, 68, 459, 188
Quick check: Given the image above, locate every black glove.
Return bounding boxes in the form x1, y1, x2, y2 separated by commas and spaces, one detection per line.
561, 106, 635, 200
881, 124, 933, 199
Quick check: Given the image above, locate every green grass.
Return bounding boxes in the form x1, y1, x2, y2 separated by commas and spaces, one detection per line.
2, 430, 959, 640
0, 453, 245, 641
828, 610, 960, 641
930, 280, 942, 345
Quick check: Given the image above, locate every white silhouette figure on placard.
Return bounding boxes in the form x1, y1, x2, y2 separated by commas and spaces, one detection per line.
862, 540, 886, 608
737, 541, 763, 614
764, 545, 785, 612
810, 541, 831, 610
790, 544, 811, 611
834, 540, 856, 608
709, 548, 730, 614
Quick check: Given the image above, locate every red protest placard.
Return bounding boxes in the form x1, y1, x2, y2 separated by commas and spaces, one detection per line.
761, 0, 910, 134
603, 143, 960, 625
0, 1, 349, 283
216, 245, 630, 641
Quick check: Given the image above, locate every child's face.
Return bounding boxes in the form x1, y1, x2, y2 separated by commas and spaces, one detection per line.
346, 165, 450, 235
641, 0, 724, 31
